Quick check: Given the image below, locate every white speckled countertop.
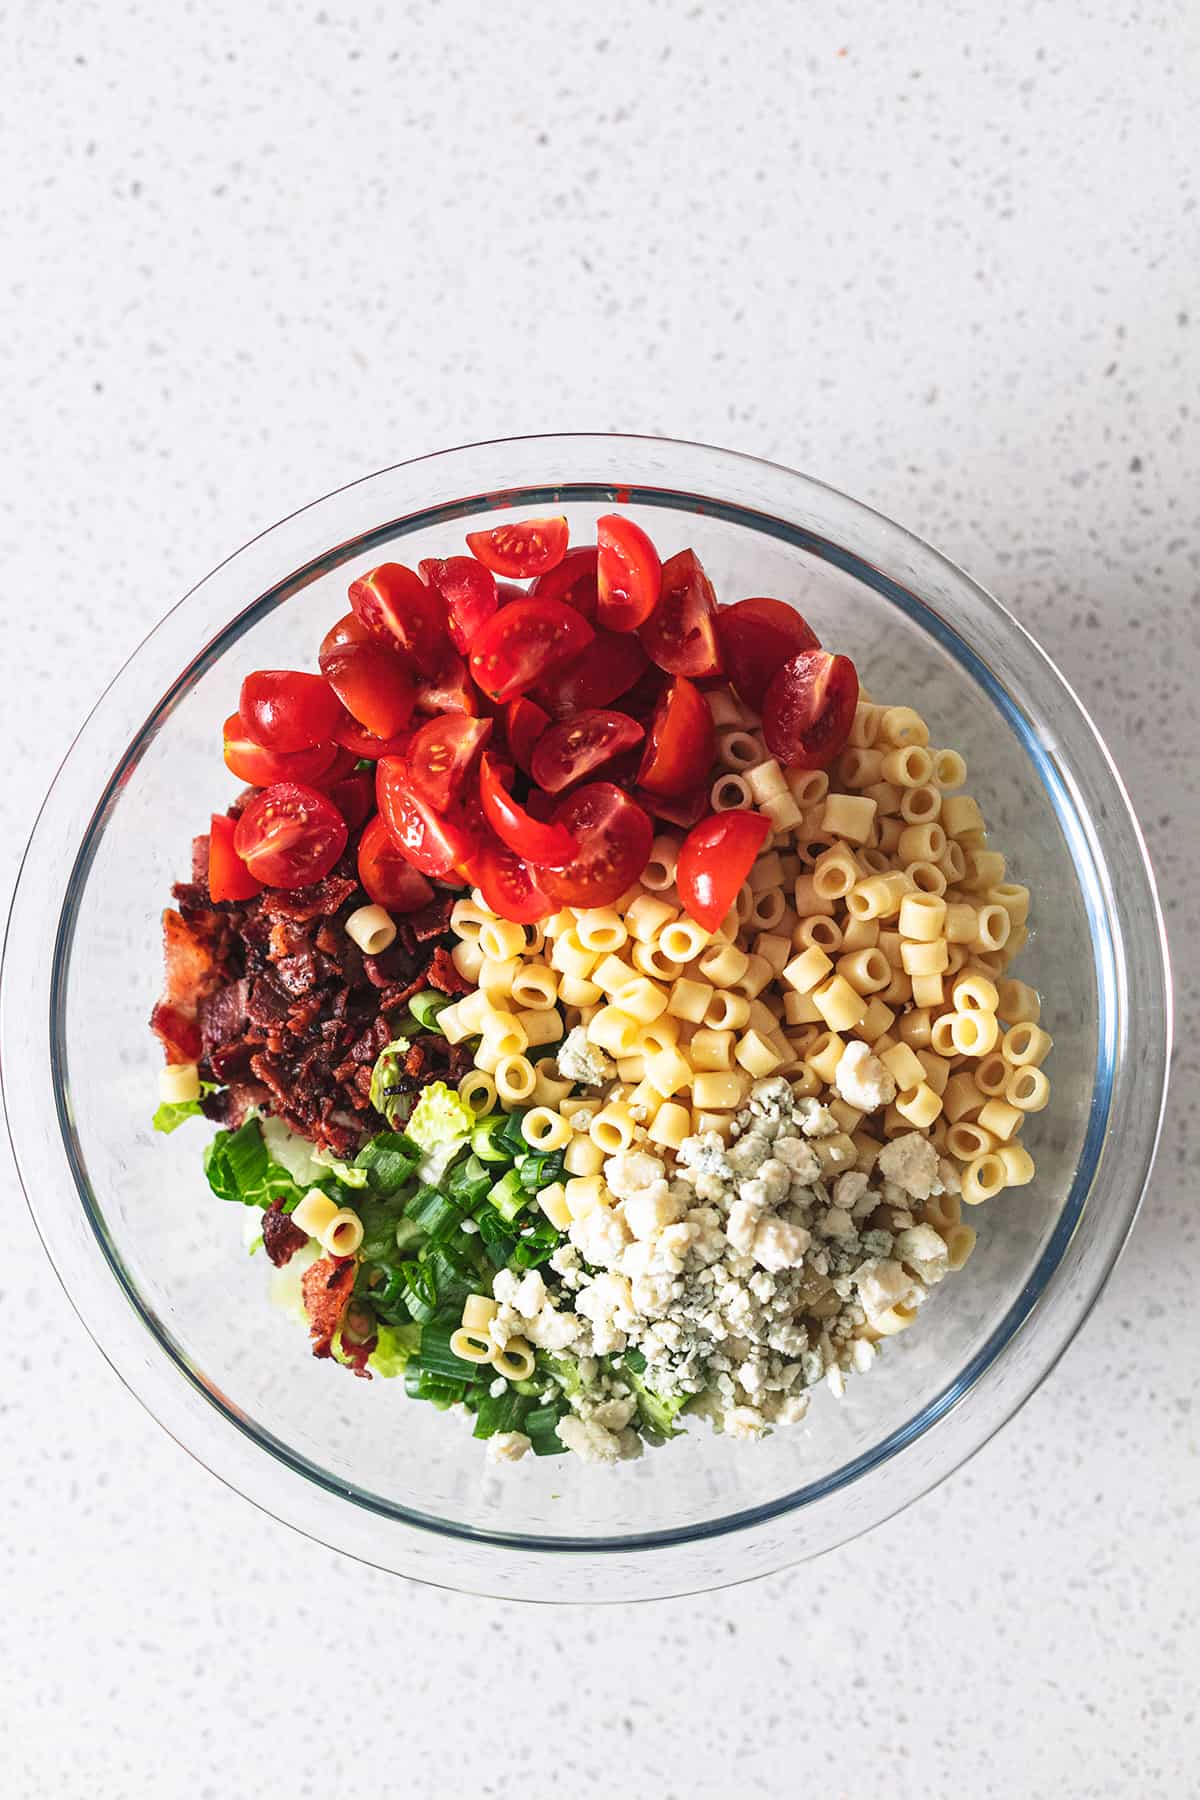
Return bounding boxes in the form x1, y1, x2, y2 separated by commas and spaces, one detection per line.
3, 4, 1197, 1794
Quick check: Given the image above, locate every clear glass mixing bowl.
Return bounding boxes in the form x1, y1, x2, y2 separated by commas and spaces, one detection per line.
0, 435, 1170, 1601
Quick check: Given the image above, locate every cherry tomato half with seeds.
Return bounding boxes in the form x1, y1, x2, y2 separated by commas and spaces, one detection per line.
222, 713, 338, 788
357, 813, 436, 913
418, 556, 499, 657
636, 675, 716, 798
596, 514, 662, 631
533, 628, 649, 718
319, 641, 416, 740
677, 809, 772, 933
640, 548, 723, 678
716, 597, 821, 711
503, 695, 550, 776
239, 671, 344, 753
376, 756, 479, 878
469, 836, 554, 925
469, 598, 594, 704
530, 545, 598, 620
534, 783, 653, 908
531, 709, 645, 794
465, 515, 569, 580
207, 813, 262, 903
478, 751, 578, 864
406, 714, 492, 815
633, 782, 710, 830
333, 714, 413, 759
327, 769, 375, 833
348, 563, 445, 675
233, 781, 349, 890
762, 649, 859, 770
413, 650, 483, 717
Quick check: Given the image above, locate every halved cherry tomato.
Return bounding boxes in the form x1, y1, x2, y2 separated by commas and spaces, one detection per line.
478, 751, 578, 863
469, 598, 594, 703
376, 757, 478, 877
240, 671, 344, 753
465, 516, 568, 580
470, 837, 553, 924
533, 629, 649, 718
634, 783, 710, 830
223, 713, 338, 787
636, 676, 716, 798
495, 581, 529, 603
357, 813, 436, 912
618, 661, 670, 725
320, 612, 372, 660
535, 784, 653, 907
319, 642, 416, 739
313, 744, 361, 788
406, 714, 492, 814
414, 650, 482, 716
530, 545, 598, 619
640, 548, 722, 678
348, 563, 444, 674
233, 782, 349, 890
596, 514, 662, 631
503, 696, 550, 775
333, 715, 413, 760
716, 597, 821, 710
207, 813, 262, 902
419, 556, 499, 656
677, 809, 771, 931
531, 709, 645, 794
328, 770, 375, 833
763, 649, 859, 769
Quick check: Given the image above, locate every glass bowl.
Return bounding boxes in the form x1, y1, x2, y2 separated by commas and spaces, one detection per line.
0, 435, 1170, 1602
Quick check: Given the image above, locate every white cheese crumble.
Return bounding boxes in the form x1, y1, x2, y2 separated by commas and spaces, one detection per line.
834, 1040, 897, 1113
556, 1025, 615, 1088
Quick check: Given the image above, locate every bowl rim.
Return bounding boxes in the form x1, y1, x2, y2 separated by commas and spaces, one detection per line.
1, 432, 1172, 1597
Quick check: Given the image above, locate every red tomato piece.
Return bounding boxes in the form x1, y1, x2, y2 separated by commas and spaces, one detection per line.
677, 810, 771, 932
469, 598, 594, 704
478, 752, 578, 864
207, 813, 263, 903
333, 715, 413, 760
530, 545, 598, 619
233, 782, 349, 890
596, 514, 662, 631
465, 516, 569, 580
419, 556, 499, 657
530, 709, 645, 794
239, 671, 344, 753
636, 676, 716, 798
320, 612, 372, 660
327, 770, 375, 833
406, 714, 492, 814
618, 661, 670, 726
312, 744, 361, 788
633, 783, 710, 830
470, 838, 553, 925
348, 563, 444, 674
223, 713, 338, 787
503, 696, 550, 775
376, 757, 478, 878
535, 784, 653, 907
533, 628, 649, 718
716, 597, 821, 711
357, 813, 436, 912
319, 641, 416, 740
763, 649, 859, 770
639, 549, 722, 678
414, 650, 482, 717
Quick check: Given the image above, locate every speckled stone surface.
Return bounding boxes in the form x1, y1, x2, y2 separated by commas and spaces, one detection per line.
3, 4, 1198, 1795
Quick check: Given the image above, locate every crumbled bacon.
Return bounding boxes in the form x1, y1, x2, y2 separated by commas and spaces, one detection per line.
301, 1256, 356, 1357
262, 1200, 309, 1268
426, 945, 472, 995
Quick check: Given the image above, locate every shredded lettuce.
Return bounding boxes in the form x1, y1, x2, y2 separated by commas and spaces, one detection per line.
152, 1082, 217, 1134
367, 1321, 422, 1378
204, 1116, 310, 1210
369, 1037, 411, 1124
407, 1080, 475, 1153
311, 1145, 369, 1189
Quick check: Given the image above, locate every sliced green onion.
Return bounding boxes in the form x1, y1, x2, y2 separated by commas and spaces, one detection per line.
470, 1116, 512, 1163
488, 1167, 528, 1225
472, 1388, 534, 1439
409, 990, 454, 1032
524, 1403, 569, 1456
418, 1320, 488, 1385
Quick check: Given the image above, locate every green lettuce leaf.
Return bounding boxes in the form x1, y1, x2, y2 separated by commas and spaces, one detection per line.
203, 1116, 310, 1210
368, 1321, 422, 1378
407, 1080, 475, 1153
369, 1037, 411, 1124
152, 1082, 217, 1134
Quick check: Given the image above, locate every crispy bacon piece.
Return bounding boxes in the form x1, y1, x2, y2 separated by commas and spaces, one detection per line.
426, 945, 472, 995
258, 875, 357, 923
150, 908, 236, 1062
301, 1256, 356, 1359
261, 1200, 309, 1268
